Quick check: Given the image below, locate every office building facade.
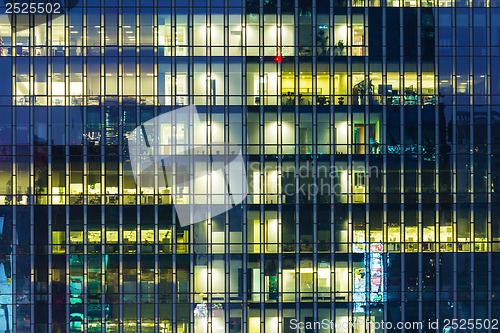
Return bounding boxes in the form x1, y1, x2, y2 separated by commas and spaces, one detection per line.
0, 0, 499, 331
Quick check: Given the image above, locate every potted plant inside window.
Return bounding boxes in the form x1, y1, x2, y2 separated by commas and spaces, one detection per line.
317, 30, 329, 56
335, 40, 345, 56
318, 96, 329, 106
356, 80, 374, 105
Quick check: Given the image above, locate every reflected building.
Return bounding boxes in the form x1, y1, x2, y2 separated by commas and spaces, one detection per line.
0, 0, 498, 332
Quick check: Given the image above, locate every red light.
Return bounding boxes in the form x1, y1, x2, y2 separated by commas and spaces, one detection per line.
275, 47, 283, 63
